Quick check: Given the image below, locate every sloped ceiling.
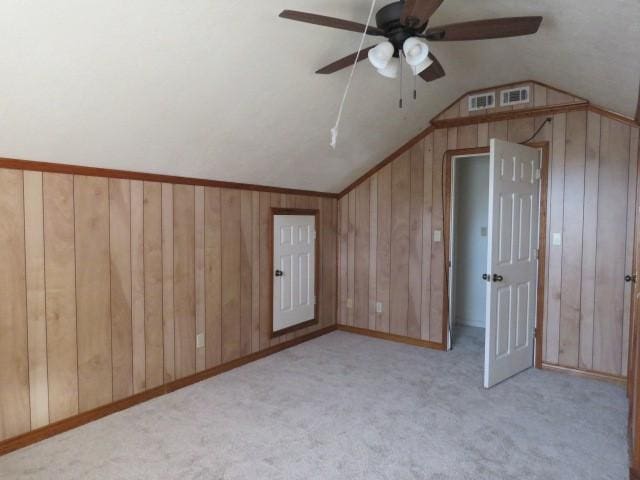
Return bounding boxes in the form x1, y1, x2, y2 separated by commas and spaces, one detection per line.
0, 0, 638, 193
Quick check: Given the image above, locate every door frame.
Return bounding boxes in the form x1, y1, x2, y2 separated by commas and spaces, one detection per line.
443, 142, 550, 368
270, 207, 320, 338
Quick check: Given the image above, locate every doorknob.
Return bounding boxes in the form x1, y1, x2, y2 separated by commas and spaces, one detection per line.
625, 274, 636, 283
492, 273, 504, 282
275, 269, 284, 277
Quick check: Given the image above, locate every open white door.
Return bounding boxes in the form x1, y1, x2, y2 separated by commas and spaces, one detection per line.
484, 139, 540, 388
273, 214, 316, 334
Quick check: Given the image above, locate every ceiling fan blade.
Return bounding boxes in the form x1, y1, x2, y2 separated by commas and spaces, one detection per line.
425, 16, 542, 41
419, 53, 445, 82
316, 46, 375, 74
279, 10, 385, 36
401, 0, 445, 28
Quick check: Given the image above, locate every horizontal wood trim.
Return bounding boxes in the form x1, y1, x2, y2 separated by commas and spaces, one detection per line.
0, 157, 338, 199
586, 105, 640, 128
431, 102, 589, 129
0, 325, 337, 456
337, 325, 446, 351
338, 126, 435, 197
541, 363, 626, 386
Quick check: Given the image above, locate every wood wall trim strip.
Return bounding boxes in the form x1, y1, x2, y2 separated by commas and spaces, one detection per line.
541, 363, 626, 386
0, 326, 337, 457
636, 80, 640, 123
0, 157, 337, 199
336, 325, 446, 351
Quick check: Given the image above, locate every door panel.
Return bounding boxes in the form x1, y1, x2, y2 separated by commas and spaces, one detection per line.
273, 215, 316, 333
485, 139, 540, 388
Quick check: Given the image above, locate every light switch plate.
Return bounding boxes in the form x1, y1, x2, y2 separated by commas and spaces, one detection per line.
433, 229, 442, 242
552, 233, 562, 246
196, 333, 205, 349
480, 227, 487, 237
376, 302, 383, 313
347, 298, 353, 309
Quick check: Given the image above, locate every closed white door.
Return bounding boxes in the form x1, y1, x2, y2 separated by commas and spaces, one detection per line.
273, 214, 316, 333
484, 139, 540, 388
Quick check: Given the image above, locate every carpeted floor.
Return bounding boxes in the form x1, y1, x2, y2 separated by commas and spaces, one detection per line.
0, 328, 628, 480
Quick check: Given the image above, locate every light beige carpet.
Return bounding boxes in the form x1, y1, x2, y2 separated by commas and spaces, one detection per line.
0, 328, 628, 479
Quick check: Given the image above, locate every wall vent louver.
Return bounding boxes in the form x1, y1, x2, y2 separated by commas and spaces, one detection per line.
468, 92, 495, 112
500, 86, 530, 106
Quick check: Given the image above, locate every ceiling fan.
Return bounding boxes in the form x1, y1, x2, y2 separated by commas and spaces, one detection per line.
279, 0, 543, 82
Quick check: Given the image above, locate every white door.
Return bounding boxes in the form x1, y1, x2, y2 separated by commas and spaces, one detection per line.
484, 139, 540, 388
273, 214, 316, 333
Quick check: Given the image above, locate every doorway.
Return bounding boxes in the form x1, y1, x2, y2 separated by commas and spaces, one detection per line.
449, 154, 490, 348
445, 141, 549, 387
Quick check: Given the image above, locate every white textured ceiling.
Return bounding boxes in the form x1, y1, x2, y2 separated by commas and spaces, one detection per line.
0, 1, 638, 192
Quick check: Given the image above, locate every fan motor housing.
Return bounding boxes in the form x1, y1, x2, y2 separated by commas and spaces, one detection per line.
376, 1, 422, 52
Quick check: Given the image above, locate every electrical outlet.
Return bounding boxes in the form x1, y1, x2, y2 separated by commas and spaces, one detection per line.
552, 232, 562, 246
376, 302, 383, 314
480, 227, 487, 237
347, 298, 353, 309
433, 229, 442, 242
196, 333, 205, 349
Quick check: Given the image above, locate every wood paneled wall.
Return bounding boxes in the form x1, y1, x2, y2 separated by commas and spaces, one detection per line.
338, 93, 639, 379
0, 170, 337, 442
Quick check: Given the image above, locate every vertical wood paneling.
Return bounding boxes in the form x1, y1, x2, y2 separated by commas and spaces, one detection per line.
161, 183, 175, 382
558, 111, 587, 367
173, 185, 196, 378
544, 113, 566, 364
221, 189, 241, 362
338, 195, 349, 325
390, 153, 411, 337
75, 175, 112, 412
534, 84, 548, 107
130, 180, 146, 392
0, 169, 30, 440
259, 192, 273, 345
376, 165, 392, 333
579, 112, 601, 370
23, 171, 49, 429
354, 180, 370, 329
488, 120, 509, 142
594, 118, 630, 375
508, 118, 535, 144
143, 182, 163, 388
110, 179, 133, 400
43, 173, 78, 423
408, 142, 424, 339
458, 125, 478, 149
430, 128, 448, 343
368, 176, 378, 330
195, 186, 206, 372
205, 187, 222, 367
421, 134, 434, 340
251, 191, 261, 352
347, 190, 356, 326
240, 190, 253, 356
477, 123, 489, 147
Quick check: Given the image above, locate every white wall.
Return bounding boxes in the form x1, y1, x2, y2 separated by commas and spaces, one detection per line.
452, 155, 489, 328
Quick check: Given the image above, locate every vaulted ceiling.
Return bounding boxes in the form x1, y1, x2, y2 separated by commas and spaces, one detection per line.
0, 1, 638, 192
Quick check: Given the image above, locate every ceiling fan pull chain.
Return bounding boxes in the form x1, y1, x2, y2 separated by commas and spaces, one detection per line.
413, 72, 417, 100
329, 0, 377, 148
399, 52, 403, 109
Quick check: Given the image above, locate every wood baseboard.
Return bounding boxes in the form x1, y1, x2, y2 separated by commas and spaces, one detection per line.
336, 325, 446, 351
0, 325, 337, 456
631, 466, 640, 480
541, 363, 627, 386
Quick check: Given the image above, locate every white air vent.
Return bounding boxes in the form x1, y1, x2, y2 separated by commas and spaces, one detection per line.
500, 86, 530, 106
468, 92, 495, 112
